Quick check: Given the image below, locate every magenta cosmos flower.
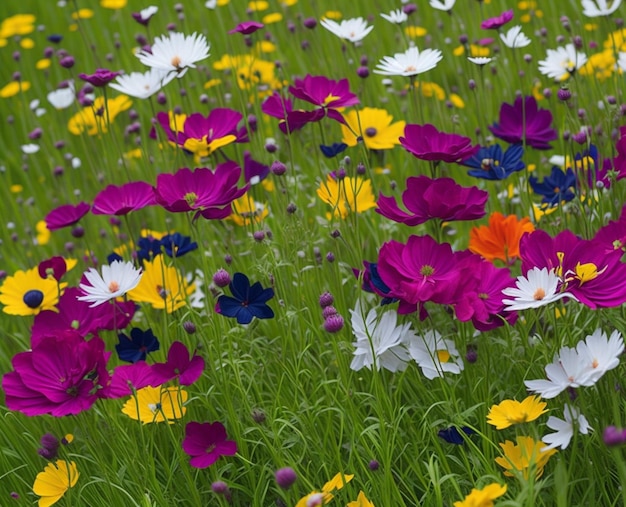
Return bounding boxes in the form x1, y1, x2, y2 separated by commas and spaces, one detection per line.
45, 201, 90, 230
377, 175, 487, 225
261, 92, 311, 134
520, 229, 626, 308
613, 126, 626, 180
400, 124, 479, 163
2, 330, 110, 417
489, 96, 557, 150
151, 341, 204, 386
377, 234, 463, 313
480, 9, 514, 29
154, 162, 249, 220
107, 361, 156, 399
228, 21, 264, 35
78, 68, 122, 87
92, 181, 156, 215
182, 421, 237, 468
288, 74, 359, 124
152, 108, 246, 158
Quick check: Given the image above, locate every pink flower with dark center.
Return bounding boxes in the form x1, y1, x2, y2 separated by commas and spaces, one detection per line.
153, 163, 249, 220
45, 202, 90, 230
228, 21, 264, 35
151, 341, 204, 386
480, 9, 514, 30
489, 96, 557, 150
288, 74, 359, 124
78, 68, 122, 87
2, 331, 110, 417
92, 181, 156, 215
182, 421, 237, 468
377, 175, 488, 225
400, 124, 479, 163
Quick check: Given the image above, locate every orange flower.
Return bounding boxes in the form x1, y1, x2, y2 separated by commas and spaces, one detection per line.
469, 212, 534, 263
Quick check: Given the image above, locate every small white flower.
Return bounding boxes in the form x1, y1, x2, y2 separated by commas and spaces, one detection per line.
380, 9, 408, 24
538, 44, 588, 82
408, 330, 464, 380
139, 5, 158, 20
429, 0, 456, 11
542, 405, 591, 450
205, 0, 217, 8
500, 25, 532, 49
581, 0, 622, 17
577, 329, 624, 384
618, 52, 626, 72
77, 260, 143, 307
467, 56, 493, 65
47, 81, 75, 109
21, 144, 40, 154
349, 300, 413, 372
374, 46, 443, 77
525, 346, 591, 398
320, 17, 374, 43
502, 267, 578, 312
136, 32, 210, 78
108, 68, 176, 99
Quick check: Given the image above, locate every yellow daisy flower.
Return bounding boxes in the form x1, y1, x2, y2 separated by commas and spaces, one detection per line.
317, 175, 377, 219
454, 483, 507, 507
341, 107, 406, 150
122, 386, 187, 424
33, 460, 79, 507
347, 491, 375, 507
0, 13, 36, 39
487, 395, 548, 430
0, 81, 31, 98
67, 95, 132, 136
0, 267, 66, 316
495, 436, 557, 479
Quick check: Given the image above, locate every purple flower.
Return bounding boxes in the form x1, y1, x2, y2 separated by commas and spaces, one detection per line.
106, 361, 157, 399
2, 331, 110, 417
243, 151, 270, 185
480, 9, 514, 29
131, 6, 158, 26
153, 163, 249, 220
376, 176, 488, 225
228, 21, 264, 35
92, 181, 156, 215
182, 421, 238, 468
288, 74, 359, 124
613, 126, 626, 180
78, 68, 122, 87
275, 467, 297, 489
489, 96, 558, 150
151, 341, 204, 386
38, 256, 68, 281
400, 124, 479, 163
44, 202, 90, 231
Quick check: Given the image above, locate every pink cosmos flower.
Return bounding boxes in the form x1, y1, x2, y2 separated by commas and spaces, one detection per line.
400, 124, 479, 163
106, 361, 157, 399
182, 421, 237, 468
78, 68, 122, 87
480, 9, 514, 30
593, 204, 626, 253
613, 126, 626, 180
288, 74, 359, 124
44, 202, 90, 230
376, 175, 487, 225
154, 162, 249, 220
228, 21, 264, 35
151, 341, 204, 386
2, 331, 110, 417
92, 181, 156, 215
38, 256, 69, 281
489, 96, 557, 150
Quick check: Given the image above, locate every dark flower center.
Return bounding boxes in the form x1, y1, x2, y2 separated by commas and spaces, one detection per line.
365, 127, 377, 137
23, 289, 44, 309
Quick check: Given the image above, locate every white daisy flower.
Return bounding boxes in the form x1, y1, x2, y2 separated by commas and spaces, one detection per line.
577, 329, 624, 384
429, 0, 456, 11
467, 56, 493, 66
500, 25, 532, 49
108, 68, 176, 99
138, 5, 158, 20
542, 405, 591, 450
502, 267, 578, 312
581, 0, 622, 17
538, 44, 588, 82
47, 81, 75, 109
136, 32, 210, 78
618, 52, 626, 72
374, 46, 443, 77
320, 17, 374, 43
77, 260, 143, 307
21, 144, 40, 154
524, 346, 591, 398
380, 9, 408, 24
349, 300, 413, 372
408, 330, 464, 380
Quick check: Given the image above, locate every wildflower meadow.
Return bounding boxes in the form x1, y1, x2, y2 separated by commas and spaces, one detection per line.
2, 0, 626, 505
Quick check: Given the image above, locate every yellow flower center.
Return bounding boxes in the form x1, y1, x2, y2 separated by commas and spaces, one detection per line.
108, 281, 120, 293
574, 261, 606, 285
171, 55, 182, 69
437, 350, 450, 363
323, 93, 341, 106
533, 288, 546, 300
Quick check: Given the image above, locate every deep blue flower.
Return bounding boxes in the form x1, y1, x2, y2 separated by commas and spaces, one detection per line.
320, 142, 348, 158
529, 166, 577, 205
107, 252, 124, 264
47, 34, 63, 44
354, 261, 397, 306
217, 273, 275, 324
244, 151, 270, 184
136, 236, 163, 262
437, 426, 475, 445
160, 232, 198, 258
460, 143, 525, 180
116, 327, 160, 363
